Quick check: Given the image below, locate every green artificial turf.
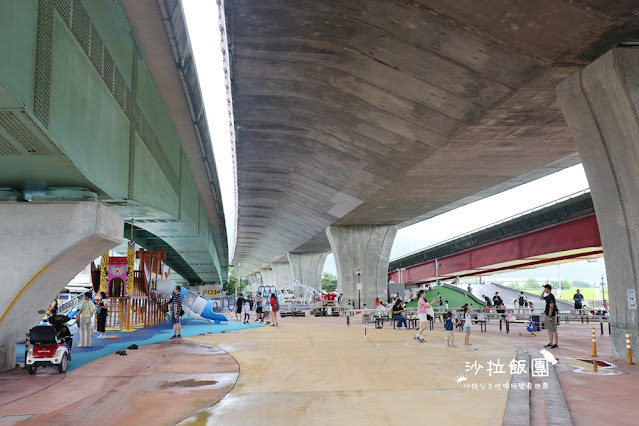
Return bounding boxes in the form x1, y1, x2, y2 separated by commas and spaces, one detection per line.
404, 286, 486, 309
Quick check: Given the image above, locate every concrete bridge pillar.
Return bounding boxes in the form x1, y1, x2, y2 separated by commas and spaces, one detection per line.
248, 273, 262, 292
558, 47, 639, 359
271, 261, 294, 289
287, 252, 327, 292
259, 268, 275, 293
326, 225, 397, 308
0, 202, 122, 371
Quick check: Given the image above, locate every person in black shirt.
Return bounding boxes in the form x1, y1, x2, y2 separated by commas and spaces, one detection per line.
235, 293, 245, 321
392, 299, 407, 329
493, 292, 503, 309
482, 295, 493, 308
541, 284, 558, 349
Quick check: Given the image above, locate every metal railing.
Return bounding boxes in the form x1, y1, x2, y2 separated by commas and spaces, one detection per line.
59, 294, 84, 313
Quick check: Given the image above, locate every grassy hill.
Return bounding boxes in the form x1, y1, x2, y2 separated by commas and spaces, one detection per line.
519, 288, 601, 302
405, 286, 486, 309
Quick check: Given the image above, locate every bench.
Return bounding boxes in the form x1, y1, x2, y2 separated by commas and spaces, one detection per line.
560, 314, 610, 335
392, 316, 418, 329
280, 311, 305, 318
505, 315, 544, 334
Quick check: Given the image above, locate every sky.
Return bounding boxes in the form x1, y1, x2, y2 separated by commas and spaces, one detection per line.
182, 2, 604, 284
182, 1, 237, 249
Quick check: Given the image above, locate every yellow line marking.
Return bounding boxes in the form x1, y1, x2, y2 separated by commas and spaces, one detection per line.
0, 264, 50, 327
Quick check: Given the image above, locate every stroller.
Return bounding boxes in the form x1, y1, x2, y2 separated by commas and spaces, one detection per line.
26, 314, 73, 374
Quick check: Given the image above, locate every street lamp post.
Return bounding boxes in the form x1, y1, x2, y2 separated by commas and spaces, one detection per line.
357, 269, 362, 309
435, 259, 442, 286
601, 275, 606, 305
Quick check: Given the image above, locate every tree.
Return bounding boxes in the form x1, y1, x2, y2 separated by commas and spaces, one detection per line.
321, 272, 337, 292
224, 268, 236, 295
524, 278, 540, 289
560, 280, 571, 290
572, 280, 593, 288
224, 268, 247, 295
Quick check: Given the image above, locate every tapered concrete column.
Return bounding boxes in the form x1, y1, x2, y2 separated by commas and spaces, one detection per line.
0, 202, 122, 371
287, 252, 327, 291
558, 48, 639, 359
271, 261, 294, 289
326, 225, 397, 308
260, 268, 275, 289
248, 273, 262, 292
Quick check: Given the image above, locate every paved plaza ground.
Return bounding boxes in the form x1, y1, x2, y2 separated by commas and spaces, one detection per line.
0, 313, 636, 425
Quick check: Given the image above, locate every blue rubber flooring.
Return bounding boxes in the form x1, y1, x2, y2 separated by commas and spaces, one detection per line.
18, 318, 264, 372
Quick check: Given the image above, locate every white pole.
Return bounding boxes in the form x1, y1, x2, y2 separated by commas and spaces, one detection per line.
557, 265, 562, 298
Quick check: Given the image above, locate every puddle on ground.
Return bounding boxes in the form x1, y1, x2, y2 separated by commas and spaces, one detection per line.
561, 358, 622, 375
159, 379, 218, 389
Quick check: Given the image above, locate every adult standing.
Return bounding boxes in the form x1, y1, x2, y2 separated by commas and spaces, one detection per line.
96, 291, 109, 338
247, 292, 254, 311
235, 293, 245, 321
170, 285, 182, 340
414, 290, 435, 343
256, 292, 264, 322
76, 292, 95, 348
542, 284, 559, 349
270, 293, 279, 326
573, 289, 584, 314
519, 292, 525, 314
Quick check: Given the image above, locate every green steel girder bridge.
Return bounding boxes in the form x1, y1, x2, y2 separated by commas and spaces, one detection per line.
0, 0, 227, 284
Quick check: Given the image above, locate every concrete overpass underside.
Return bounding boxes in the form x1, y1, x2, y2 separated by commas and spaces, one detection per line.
227, 0, 639, 276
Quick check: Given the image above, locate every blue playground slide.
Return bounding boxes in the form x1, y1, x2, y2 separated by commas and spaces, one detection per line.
157, 279, 228, 324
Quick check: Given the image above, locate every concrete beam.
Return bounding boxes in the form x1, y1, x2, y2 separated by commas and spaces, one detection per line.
288, 252, 327, 292
0, 202, 122, 371
326, 225, 397, 308
557, 48, 639, 359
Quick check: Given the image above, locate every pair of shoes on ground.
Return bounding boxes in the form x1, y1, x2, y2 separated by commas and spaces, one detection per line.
115, 350, 127, 356
270, 323, 279, 327
413, 336, 427, 343
169, 335, 182, 340
544, 343, 559, 349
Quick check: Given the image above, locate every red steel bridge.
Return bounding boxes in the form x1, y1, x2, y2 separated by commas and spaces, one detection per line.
388, 191, 601, 285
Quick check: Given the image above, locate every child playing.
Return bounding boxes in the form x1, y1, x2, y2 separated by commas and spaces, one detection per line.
464, 302, 472, 346
444, 311, 459, 347
243, 299, 251, 324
